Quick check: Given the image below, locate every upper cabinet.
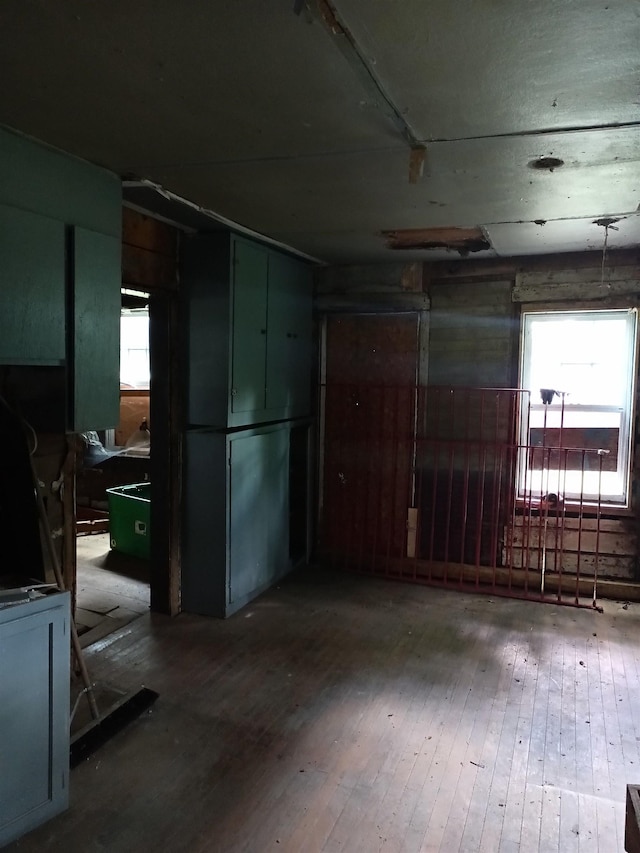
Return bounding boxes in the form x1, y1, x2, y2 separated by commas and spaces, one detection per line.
0, 126, 122, 431
184, 232, 313, 428
0, 204, 66, 366
71, 227, 121, 433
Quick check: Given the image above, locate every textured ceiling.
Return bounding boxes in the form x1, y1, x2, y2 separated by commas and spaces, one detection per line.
0, 0, 638, 262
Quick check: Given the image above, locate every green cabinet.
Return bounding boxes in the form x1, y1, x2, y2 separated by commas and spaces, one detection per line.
266, 251, 313, 413
230, 240, 269, 415
0, 592, 70, 847
71, 227, 121, 432
0, 204, 65, 366
228, 429, 288, 605
182, 425, 290, 618
0, 127, 122, 431
184, 232, 313, 428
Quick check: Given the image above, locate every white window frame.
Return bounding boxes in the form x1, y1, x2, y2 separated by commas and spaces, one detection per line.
518, 307, 638, 508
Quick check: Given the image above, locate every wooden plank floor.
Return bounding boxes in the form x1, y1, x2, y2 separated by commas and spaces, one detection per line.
7, 566, 640, 852
75, 533, 149, 648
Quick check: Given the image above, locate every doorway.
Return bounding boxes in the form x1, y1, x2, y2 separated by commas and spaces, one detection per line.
74, 289, 152, 646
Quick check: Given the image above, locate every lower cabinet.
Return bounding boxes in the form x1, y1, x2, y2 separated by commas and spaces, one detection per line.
182, 423, 294, 618
0, 591, 70, 847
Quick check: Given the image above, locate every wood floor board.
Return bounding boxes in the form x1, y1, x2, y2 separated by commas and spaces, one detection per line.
6, 567, 640, 853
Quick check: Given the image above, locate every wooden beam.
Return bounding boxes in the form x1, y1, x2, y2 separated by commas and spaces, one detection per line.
123, 207, 178, 257
423, 248, 640, 285
383, 226, 489, 253
122, 243, 177, 291
627, 785, 640, 853
318, 262, 423, 294
315, 292, 430, 313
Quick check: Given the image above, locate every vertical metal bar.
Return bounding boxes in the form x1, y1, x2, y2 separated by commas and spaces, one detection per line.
522, 441, 535, 598
540, 447, 550, 599
428, 388, 440, 573
474, 390, 487, 583
385, 385, 400, 575
575, 449, 587, 605
489, 391, 501, 578
443, 390, 455, 580
506, 390, 521, 592
444, 441, 454, 575
371, 386, 380, 574
427, 455, 437, 577
557, 448, 568, 602
356, 385, 370, 574
460, 388, 471, 567
341, 387, 354, 572
594, 450, 605, 608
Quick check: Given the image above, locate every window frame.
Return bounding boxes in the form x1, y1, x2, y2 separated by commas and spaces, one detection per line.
517, 305, 638, 509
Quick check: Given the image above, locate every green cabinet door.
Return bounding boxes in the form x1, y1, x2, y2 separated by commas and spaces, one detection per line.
0, 204, 65, 365
228, 428, 289, 608
266, 253, 312, 415
72, 227, 121, 431
230, 239, 268, 416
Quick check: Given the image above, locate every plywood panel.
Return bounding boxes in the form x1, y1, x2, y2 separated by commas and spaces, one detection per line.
428, 279, 517, 388
323, 313, 419, 562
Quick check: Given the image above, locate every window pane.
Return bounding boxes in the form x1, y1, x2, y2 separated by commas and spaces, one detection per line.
120, 309, 150, 389
519, 308, 637, 506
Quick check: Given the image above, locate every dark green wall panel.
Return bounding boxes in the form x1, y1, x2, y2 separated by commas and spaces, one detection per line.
72, 227, 121, 431
0, 125, 120, 237
266, 252, 312, 413
230, 239, 269, 414
0, 204, 65, 365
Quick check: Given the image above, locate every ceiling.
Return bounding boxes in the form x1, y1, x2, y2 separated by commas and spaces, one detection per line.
1, 0, 639, 264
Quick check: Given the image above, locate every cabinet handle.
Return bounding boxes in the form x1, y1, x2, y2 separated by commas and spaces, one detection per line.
260, 328, 267, 335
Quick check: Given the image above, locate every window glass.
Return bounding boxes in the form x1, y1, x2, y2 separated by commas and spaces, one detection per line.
519, 309, 637, 506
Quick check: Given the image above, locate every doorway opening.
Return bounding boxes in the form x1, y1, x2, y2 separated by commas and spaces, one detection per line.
74, 289, 152, 647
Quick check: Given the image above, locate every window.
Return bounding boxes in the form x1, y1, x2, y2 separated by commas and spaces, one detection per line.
519, 308, 637, 506
120, 307, 150, 390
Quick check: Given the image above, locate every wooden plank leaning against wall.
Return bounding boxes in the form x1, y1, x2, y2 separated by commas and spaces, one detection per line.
121, 206, 181, 615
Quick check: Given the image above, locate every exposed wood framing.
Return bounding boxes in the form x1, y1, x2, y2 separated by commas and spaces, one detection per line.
626, 785, 640, 853
123, 206, 182, 615
311, 0, 426, 180
423, 248, 640, 287
122, 206, 179, 291
506, 516, 637, 581
316, 292, 429, 313
514, 267, 640, 302
318, 262, 423, 294
383, 226, 490, 254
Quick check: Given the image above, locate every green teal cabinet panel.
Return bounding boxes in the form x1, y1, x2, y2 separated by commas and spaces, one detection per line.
228, 429, 288, 607
230, 239, 269, 415
181, 429, 228, 617
182, 424, 292, 618
0, 592, 70, 847
72, 227, 121, 431
266, 252, 313, 415
0, 204, 65, 365
0, 125, 121, 238
183, 233, 232, 427
183, 231, 313, 428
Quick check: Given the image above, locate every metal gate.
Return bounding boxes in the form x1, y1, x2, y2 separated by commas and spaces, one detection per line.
320, 384, 613, 609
